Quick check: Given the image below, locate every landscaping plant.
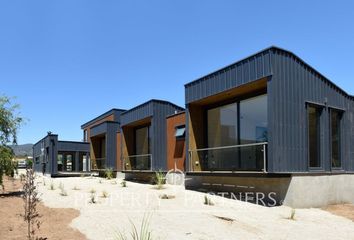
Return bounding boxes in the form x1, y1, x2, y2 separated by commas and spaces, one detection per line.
101, 190, 109, 198
121, 180, 127, 187
115, 213, 153, 240
22, 169, 46, 240
49, 180, 55, 190
58, 182, 68, 196
89, 191, 97, 204
154, 170, 165, 190
204, 195, 214, 206
105, 168, 114, 180
289, 208, 296, 220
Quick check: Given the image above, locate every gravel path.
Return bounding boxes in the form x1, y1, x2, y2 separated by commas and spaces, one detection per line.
36, 175, 354, 240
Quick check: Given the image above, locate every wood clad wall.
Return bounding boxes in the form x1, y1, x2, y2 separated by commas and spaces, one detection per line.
83, 114, 114, 167
121, 126, 134, 170
166, 113, 186, 171
188, 105, 205, 171
84, 114, 114, 143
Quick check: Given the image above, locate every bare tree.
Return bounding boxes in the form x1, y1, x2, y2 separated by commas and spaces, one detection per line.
22, 169, 46, 240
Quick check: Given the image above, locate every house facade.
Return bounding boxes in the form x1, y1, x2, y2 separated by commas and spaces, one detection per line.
33, 46, 354, 207
81, 108, 126, 171
33, 133, 90, 176
120, 100, 184, 180
184, 46, 354, 207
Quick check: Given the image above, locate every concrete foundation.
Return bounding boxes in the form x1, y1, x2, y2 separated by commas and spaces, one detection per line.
185, 173, 354, 208
283, 174, 354, 208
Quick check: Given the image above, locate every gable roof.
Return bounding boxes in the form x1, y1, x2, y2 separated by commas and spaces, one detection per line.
185, 46, 353, 100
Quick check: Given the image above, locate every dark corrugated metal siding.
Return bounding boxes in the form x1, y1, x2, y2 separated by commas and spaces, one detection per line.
121, 102, 154, 125
121, 100, 184, 171
33, 135, 90, 174
89, 121, 119, 169
185, 46, 354, 173
106, 122, 120, 169
268, 48, 354, 172
57, 141, 89, 152
185, 50, 272, 103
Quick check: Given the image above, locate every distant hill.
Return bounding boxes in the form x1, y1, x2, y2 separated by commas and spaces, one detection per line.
10, 144, 33, 157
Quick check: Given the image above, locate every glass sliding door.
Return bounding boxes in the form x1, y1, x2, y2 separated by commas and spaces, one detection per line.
308, 106, 322, 168
330, 110, 342, 168
207, 103, 238, 170
239, 95, 268, 170
134, 126, 151, 170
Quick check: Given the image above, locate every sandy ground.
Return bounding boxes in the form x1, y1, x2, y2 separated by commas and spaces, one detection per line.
324, 204, 354, 221
33, 175, 354, 240
0, 176, 86, 240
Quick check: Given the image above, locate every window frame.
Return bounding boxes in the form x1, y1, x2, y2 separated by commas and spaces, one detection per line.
329, 108, 344, 170
175, 125, 186, 140
306, 103, 324, 171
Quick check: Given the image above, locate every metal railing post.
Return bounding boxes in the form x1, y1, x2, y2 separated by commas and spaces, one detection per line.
263, 143, 267, 173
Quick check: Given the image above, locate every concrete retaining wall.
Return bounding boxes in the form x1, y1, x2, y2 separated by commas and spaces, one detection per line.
185, 174, 354, 208
283, 174, 354, 208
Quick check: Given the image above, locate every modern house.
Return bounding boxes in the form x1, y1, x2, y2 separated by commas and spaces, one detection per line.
184, 46, 354, 207
120, 100, 184, 180
81, 108, 126, 172
33, 132, 90, 176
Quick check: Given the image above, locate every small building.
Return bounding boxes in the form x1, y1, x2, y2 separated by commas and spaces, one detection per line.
81, 108, 126, 171
33, 133, 90, 176
120, 100, 184, 180
184, 46, 354, 207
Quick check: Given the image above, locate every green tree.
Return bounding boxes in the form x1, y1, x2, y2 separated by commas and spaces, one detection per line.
0, 96, 23, 188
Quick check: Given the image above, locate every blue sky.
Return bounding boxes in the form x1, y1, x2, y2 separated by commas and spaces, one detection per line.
1, 1, 354, 144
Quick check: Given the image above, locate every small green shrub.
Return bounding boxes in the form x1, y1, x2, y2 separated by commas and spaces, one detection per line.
59, 182, 67, 196
101, 190, 109, 198
49, 180, 55, 190
154, 170, 165, 190
115, 213, 152, 240
289, 208, 296, 220
159, 194, 175, 200
204, 195, 214, 206
89, 192, 97, 204
98, 179, 103, 184
105, 168, 114, 180
121, 180, 127, 188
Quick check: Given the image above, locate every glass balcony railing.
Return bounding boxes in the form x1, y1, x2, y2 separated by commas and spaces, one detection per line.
124, 154, 152, 171
188, 142, 267, 172
92, 158, 106, 170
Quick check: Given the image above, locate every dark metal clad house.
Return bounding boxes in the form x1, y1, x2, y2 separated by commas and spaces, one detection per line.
81, 108, 126, 171
185, 46, 354, 174
33, 133, 90, 176
120, 100, 184, 174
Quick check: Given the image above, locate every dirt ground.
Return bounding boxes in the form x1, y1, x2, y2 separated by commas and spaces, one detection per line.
0, 177, 86, 240
324, 204, 354, 221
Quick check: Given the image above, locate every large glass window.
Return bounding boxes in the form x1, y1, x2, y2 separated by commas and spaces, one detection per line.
308, 106, 321, 168
135, 126, 150, 155
240, 95, 268, 143
133, 126, 151, 170
208, 103, 238, 148
240, 95, 268, 170
207, 103, 238, 170
331, 110, 342, 168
